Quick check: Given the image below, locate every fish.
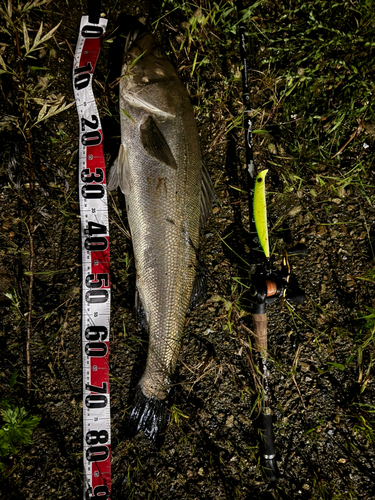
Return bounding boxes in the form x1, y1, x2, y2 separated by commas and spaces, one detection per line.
108, 23, 214, 444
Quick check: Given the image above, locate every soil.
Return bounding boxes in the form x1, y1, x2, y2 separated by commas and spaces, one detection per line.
1, 1, 374, 499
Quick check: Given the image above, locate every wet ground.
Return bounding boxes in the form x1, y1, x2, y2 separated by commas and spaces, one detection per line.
1, 1, 374, 499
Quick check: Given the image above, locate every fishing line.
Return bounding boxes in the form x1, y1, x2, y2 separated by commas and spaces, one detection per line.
73, 6, 111, 499
237, 0, 261, 266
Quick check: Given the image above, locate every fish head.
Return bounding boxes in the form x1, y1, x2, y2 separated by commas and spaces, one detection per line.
124, 30, 178, 85
121, 27, 189, 117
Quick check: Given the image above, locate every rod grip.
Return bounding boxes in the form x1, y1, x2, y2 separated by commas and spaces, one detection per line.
260, 412, 279, 482
252, 313, 267, 353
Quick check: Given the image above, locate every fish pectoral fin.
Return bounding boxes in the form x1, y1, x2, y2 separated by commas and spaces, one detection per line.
140, 116, 177, 170
107, 156, 119, 191
200, 160, 216, 229
107, 146, 131, 194
117, 144, 132, 194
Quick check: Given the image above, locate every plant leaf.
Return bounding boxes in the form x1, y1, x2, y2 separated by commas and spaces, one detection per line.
37, 102, 48, 121
33, 21, 44, 48
23, 22, 30, 53
327, 362, 345, 371
32, 100, 75, 127
7, 0, 12, 20
0, 56, 8, 73
37, 21, 62, 46
25, 21, 61, 56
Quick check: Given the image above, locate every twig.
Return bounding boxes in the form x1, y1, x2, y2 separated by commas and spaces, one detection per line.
331, 115, 366, 159
56, 295, 75, 367
25, 221, 34, 392
15, 27, 35, 393
291, 344, 305, 408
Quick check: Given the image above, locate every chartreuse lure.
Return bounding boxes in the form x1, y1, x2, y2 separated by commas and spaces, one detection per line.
253, 169, 270, 258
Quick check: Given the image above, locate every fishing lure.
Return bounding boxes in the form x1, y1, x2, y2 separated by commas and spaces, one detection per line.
253, 169, 270, 259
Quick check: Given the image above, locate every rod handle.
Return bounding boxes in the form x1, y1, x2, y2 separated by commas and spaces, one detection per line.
260, 412, 279, 482
252, 312, 267, 353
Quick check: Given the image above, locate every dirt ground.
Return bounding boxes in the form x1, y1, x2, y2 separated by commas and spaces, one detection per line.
1, 1, 374, 499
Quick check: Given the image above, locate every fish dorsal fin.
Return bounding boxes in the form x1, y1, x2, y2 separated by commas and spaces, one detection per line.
140, 116, 177, 170
200, 160, 215, 229
107, 145, 131, 195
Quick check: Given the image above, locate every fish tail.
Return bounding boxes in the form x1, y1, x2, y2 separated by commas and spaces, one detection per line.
127, 386, 170, 446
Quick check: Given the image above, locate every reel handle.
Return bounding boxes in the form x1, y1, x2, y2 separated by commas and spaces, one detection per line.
287, 243, 308, 257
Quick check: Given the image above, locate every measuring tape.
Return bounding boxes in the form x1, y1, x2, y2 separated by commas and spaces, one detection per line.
73, 15, 111, 500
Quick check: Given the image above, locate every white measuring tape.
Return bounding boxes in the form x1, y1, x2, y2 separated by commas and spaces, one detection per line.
73, 15, 111, 500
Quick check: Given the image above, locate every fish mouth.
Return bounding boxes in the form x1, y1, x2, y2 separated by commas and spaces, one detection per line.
113, 14, 148, 55
124, 26, 142, 54
123, 15, 151, 54
124, 22, 164, 61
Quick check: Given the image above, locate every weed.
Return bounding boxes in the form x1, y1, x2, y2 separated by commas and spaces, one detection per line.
353, 308, 375, 394
0, 4, 72, 135
169, 404, 189, 426
3, 288, 24, 320
352, 410, 375, 446
0, 372, 40, 471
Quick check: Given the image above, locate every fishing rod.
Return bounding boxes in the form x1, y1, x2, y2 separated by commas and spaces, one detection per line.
237, 4, 307, 482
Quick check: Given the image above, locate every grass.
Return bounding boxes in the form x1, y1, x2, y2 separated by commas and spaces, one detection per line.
257, 0, 375, 188
0, 3, 72, 134
355, 308, 375, 395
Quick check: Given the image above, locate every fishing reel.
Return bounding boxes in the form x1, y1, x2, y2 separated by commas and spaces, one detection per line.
250, 243, 307, 315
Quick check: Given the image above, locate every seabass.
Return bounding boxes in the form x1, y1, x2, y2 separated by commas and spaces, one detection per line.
108, 26, 213, 443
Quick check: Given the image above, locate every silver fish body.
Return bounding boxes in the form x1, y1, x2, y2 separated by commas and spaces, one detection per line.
109, 28, 213, 441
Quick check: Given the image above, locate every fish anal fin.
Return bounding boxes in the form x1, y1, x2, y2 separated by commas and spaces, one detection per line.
188, 263, 207, 310
140, 116, 177, 170
200, 160, 216, 229
135, 287, 148, 333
